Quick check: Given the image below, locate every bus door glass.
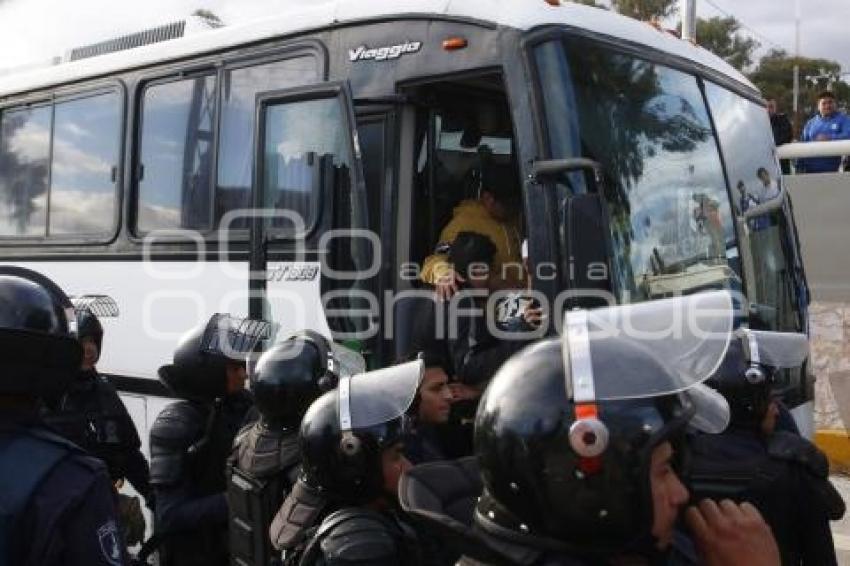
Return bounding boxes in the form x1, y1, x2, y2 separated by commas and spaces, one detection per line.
253, 82, 374, 356
355, 109, 398, 366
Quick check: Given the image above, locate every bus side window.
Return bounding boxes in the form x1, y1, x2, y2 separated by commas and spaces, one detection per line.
0, 91, 121, 239
704, 83, 802, 332
49, 92, 121, 236
137, 75, 216, 234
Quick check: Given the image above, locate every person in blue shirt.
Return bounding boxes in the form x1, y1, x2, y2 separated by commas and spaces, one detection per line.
798, 91, 850, 173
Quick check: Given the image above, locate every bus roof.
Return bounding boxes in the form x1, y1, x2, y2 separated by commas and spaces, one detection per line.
0, 0, 757, 99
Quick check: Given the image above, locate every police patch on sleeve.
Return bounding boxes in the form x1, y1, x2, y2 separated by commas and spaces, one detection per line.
97, 519, 123, 565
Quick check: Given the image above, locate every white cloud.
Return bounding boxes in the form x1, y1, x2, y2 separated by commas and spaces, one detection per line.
8, 120, 49, 163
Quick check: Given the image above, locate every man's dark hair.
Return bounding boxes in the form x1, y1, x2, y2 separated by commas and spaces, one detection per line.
478, 163, 520, 209
818, 91, 836, 101
449, 232, 497, 280
399, 350, 450, 373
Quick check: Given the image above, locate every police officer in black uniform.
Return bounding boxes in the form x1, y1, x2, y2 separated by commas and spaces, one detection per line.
273, 360, 430, 565
402, 292, 784, 566
689, 329, 846, 565
228, 331, 350, 566
42, 298, 151, 512
0, 266, 125, 566
148, 314, 270, 566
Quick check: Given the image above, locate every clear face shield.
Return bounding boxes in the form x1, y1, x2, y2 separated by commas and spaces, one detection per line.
562, 291, 735, 439
736, 327, 810, 397
337, 359, 424, 455
328, 341, 367, 380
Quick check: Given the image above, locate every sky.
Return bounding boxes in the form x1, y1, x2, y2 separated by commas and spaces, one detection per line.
0, 0, 848, 76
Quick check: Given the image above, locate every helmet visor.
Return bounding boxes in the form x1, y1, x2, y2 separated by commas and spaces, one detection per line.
684, 383, 731, 434
741, 329, 809, 369
343, 359, 424, 430
201, 314, 278, 360
330, 342, 367, 379
564, 290, 734, 401
70, 295, 119, 318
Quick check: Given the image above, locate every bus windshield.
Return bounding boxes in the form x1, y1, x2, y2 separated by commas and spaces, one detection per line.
533, 37, 743, 303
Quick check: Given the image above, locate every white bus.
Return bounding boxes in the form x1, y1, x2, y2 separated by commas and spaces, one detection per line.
0, 0, 813, 438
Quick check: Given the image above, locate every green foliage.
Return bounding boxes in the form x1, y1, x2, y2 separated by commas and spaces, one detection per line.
611, 0, 677, 21
749, 49, 850, 118
695, 16, 759, 71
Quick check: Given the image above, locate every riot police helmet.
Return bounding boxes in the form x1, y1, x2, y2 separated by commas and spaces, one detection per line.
69, 295, 119, 364
709, 328, 809, 427
158, 314, 274, 402
0, 266, 81, 398
474, 291, 734, 559
299, 359, 423, 504
251, 330, 365, 428
76, 309, 103, 357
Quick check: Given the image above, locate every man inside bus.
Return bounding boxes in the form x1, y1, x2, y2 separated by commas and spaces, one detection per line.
420, 159, 524, 301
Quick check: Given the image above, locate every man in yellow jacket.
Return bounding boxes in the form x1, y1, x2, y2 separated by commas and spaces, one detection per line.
420, 181, 523, 300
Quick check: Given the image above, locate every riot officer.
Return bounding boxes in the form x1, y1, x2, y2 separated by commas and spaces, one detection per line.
689, 329, 846, 565
401, 291, 783, 565
147, 314, 271, 566
272, 360, 430, 565
41, 296, 151, 543
0, 266, 125, 565
228, 331, 361, 566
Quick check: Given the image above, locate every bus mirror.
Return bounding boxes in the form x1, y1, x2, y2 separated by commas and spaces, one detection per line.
562, 192, 612, 301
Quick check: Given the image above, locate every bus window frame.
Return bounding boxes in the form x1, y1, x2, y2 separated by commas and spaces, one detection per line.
129, 41, 326, 245
522, 28, 755, 302
0, 81, 126, 246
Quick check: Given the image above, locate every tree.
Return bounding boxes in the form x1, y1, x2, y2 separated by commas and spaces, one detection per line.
694, 16, 759, 71
749, 49, 850, 120
611, 0, 677, 21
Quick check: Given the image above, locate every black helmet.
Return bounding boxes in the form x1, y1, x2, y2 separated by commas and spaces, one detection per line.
0, 266, 81, 398
473, 292, 733, 559
709, 328, 809, 427
299, 359, 423, 504
75, 309, 104, 361
251, 331, 341, 428
158, 314, 275, 402
69, 295, 119, 362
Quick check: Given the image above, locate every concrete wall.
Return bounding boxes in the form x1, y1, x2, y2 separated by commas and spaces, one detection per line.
788, 172, 850, 432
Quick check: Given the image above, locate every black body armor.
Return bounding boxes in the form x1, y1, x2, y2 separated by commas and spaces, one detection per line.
42, 369, 149, 494
228, 423, 300, 566
150, 391, 253, 566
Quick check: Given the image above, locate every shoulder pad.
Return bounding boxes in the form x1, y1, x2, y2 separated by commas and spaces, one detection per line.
767, 431, 829, 478
149, 402, 206, 486
150, 401, 206, 450
318, 508, 400, 564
